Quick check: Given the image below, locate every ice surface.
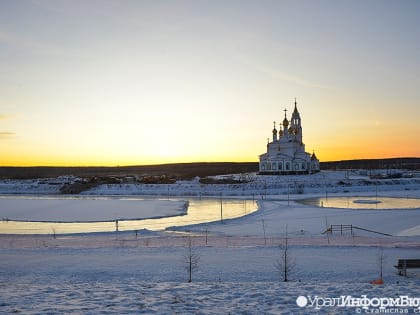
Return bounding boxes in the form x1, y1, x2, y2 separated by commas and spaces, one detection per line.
353, 199, 382, 204
0, 197, 186, 222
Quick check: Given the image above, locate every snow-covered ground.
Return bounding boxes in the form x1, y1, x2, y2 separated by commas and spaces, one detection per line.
0, 176, 79, 195
177, 196, 420, 238
0, 239, 419, 314
0, 170, 419, 314
1, 170, 419, 197
83, 170, 420, 197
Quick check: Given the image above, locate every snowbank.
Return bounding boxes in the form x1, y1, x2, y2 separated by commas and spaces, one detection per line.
0, 176, 79, 195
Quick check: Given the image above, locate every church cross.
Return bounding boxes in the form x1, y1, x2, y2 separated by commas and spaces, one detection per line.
283, 108, 288, 118
273, 121, 276, 128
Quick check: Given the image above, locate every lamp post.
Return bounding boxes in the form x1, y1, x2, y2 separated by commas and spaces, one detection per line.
220, 192, 223, 222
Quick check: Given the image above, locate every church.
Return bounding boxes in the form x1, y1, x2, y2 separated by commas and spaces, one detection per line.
259, 99, 320, 175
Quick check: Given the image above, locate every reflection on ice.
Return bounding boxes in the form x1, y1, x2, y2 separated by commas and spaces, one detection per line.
353, 199, 381, 204
300, 196, 420, 210
0, 197, 257, 235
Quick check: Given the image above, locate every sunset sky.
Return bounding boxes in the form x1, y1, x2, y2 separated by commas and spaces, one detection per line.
1, 0, 419, 166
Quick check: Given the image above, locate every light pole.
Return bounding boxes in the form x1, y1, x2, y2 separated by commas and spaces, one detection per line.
220, 192, 223, 222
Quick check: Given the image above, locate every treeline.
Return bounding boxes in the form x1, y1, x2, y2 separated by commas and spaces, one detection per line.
0, 162, 259, 180
321, 157, 420, 170
0, 158, 418, 179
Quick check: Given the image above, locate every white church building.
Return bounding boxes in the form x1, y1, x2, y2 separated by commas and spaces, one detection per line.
259, 100, 320, 175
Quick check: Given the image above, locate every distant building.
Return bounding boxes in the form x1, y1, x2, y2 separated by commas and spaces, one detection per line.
259, 99, 320, 175
122, 176, 137, 183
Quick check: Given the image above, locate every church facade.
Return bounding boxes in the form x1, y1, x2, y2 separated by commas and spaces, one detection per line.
259, 100, 320, 175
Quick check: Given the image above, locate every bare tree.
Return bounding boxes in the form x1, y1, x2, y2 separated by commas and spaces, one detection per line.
371, 247, 385, 284
377, 247, 385, 281
204, 224, 209, 246
183, 237, 200, 283
378, 248, 384, 281
274, 227, 295, 282
325, 216, 330, 245
261, 214, 267, 245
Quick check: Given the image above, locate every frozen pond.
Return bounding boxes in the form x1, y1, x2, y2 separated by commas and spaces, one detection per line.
0, 196, 257, 235
300, 196, 420, 210
0, 196, 188, 222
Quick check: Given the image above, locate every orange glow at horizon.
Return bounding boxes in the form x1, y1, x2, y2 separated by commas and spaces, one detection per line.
0, 1, 418, 167
2, 144, 419, 167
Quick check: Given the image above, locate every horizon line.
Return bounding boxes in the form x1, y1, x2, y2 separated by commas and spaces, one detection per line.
1, 157, 419, 168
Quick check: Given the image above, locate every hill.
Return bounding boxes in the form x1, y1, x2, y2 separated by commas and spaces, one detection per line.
0, 158, 418, 179
0, 162, 258, 179
320, 157, 420, 171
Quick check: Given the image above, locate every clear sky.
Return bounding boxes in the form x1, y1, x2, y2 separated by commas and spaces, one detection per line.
1, 0, 419, 166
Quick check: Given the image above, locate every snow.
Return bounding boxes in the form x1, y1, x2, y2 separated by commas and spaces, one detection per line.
399, 225, 420, 237
0, 176, 79, 195
79, 170, 420, 197
2, 170, 419, 197
0, 241, 419, 314
171, 196, 420, 238
0, 170, 419, 314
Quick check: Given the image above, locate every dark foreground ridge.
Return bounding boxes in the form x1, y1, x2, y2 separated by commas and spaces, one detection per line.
0, 162, 258, 179
321, 157, 420, 171
0, 158, 419, 179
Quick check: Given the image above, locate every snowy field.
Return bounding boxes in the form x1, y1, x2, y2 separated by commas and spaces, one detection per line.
0, 239, 419, 314
0, 171, 419, 314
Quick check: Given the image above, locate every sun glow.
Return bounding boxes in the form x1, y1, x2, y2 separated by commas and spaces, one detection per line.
1, 1, 419, 166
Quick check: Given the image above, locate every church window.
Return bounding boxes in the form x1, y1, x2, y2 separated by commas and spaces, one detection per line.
272, 163, 277, 170
279, 162, 283, 170
286, 163, 290, 170
302, 164, 305, 170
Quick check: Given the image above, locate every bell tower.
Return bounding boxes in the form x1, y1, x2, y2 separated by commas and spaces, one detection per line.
290, 98, 302, 142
